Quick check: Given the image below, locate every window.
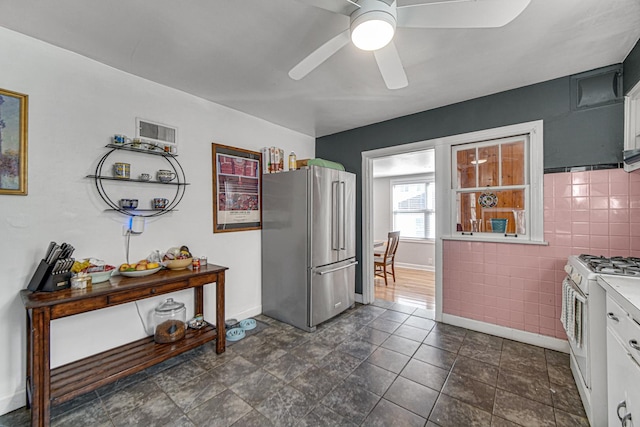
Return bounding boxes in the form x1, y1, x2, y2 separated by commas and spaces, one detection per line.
450, 127, 543, 242
392, 178, 435, 239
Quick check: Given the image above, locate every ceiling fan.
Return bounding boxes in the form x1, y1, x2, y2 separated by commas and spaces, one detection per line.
289, 0, 531, 89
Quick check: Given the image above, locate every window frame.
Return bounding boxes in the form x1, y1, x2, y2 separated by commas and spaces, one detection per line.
440, 120, 544, 244
390, 175, 435, 241
452, 135, 530, 238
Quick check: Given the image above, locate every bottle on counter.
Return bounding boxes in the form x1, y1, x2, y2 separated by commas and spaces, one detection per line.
289, 152, 297, 170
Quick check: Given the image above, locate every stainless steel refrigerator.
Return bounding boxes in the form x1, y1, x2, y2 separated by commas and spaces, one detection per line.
262, 166, 357, 332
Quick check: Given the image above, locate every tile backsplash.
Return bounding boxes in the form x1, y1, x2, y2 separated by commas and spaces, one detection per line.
443, 168, 640, 339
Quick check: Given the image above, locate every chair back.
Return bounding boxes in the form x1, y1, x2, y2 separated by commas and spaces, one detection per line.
383, 231, 401, 260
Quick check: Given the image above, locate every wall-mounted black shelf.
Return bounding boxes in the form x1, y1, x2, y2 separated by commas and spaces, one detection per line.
104, 143, 179, 157
88, 142, 187, 218
103, 209, 179, 213
86, 175, 190, 185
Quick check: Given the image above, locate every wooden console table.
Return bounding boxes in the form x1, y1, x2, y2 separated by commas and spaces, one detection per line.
20, 263, 228, 427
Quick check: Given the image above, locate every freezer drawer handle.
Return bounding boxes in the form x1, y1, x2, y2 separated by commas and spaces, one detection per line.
316, 261, 359, 275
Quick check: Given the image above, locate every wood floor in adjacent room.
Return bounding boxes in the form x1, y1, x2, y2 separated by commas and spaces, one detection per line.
374, 266, 435, 311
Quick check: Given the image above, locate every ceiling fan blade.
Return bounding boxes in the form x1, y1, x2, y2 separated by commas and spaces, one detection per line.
294, 0, 360, 16
397, 0, 531, 28
373, 41, 408, 90
289, 30, 350, 80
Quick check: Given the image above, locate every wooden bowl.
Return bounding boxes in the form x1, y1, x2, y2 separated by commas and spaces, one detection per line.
165, 258, 192, 270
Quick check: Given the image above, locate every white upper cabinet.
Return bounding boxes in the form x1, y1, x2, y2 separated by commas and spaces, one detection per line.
624, 80, 640, 172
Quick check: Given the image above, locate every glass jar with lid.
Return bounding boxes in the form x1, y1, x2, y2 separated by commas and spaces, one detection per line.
153, 298, 186, 343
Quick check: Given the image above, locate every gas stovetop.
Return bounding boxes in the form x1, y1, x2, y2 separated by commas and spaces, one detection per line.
578, 254, 640, 277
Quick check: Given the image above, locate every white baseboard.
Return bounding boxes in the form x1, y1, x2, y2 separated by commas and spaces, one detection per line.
395, 262, 435, 272
0, 389, 26, 416
231, 305, 262, 321
442, 314, 569, 353
355, 293, 363, 303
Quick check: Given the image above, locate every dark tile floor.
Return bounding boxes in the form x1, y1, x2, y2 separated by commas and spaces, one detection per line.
0, 300, 589, 427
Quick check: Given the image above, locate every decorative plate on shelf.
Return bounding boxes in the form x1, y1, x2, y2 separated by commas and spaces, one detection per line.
478, 192, 498, 208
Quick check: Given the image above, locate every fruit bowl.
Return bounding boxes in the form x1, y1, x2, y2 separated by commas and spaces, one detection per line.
120, 266, 162, 277
165, 258, 192, 270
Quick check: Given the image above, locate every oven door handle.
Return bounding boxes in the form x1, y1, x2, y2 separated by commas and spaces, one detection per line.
563, 277, 587, 304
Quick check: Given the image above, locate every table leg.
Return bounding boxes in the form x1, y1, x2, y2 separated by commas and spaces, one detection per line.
31, 307, 51, 427
194, 286, 203, 316
25, 310, 31, 409
216, 273, 226, 354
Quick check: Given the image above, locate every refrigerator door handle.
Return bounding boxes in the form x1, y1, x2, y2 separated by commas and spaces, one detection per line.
332, 181, 339, 251
340, 181, 346, 250
316, 260, 359, 275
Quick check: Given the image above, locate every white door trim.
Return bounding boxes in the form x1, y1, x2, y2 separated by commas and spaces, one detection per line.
361, 155, 374, 305
361, 142, 442, 320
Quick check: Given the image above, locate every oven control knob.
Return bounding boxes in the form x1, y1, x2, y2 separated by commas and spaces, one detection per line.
571, 273, 582, 286
564, 265, 573, 275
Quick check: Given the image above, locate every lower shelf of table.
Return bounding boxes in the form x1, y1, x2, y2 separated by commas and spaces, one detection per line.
47, 324, 218, 405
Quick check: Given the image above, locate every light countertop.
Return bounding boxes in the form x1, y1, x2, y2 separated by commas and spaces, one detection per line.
596, 275, 640, 320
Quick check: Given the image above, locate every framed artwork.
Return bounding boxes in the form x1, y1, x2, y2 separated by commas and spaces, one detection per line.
0, 88, 28, 195
212, 143, 262, 233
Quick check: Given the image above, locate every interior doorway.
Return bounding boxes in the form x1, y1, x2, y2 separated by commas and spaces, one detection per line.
363, 148, 437, 318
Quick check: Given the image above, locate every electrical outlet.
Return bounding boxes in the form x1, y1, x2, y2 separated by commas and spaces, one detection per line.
122, 217, 145, 235
428, 257, 433, 265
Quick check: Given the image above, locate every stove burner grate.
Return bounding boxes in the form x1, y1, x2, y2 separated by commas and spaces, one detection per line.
579, 254, 640, 276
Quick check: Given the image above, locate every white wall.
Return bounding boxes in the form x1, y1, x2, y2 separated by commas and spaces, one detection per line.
372, 177, 391, 242
372, 175, 435, 270
0, 27, 315, 415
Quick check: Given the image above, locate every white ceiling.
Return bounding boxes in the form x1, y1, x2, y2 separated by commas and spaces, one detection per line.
373, 150, 434, 177
0, 0, 638, 138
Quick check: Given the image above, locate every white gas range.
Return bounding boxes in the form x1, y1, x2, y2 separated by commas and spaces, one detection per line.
563, 254, 640, 427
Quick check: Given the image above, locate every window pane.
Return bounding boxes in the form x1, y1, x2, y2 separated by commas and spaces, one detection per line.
426, 182, 435, 210
394, 212, 425, 238
501, 141, 525, 185
456, 189, 526, 234
478, 145, 499, 187
426, 212, 435, 239
456, 148, 477, 189
393, 183, 426, 210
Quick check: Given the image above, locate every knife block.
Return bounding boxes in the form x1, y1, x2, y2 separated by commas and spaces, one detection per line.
40, 272, 72, 292
26, 259, 72, 292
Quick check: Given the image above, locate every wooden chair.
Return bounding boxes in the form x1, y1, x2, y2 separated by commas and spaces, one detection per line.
374, 231, 400, 286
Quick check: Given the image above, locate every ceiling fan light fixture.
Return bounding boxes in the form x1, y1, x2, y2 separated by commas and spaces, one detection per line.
351, 11, 396, 51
